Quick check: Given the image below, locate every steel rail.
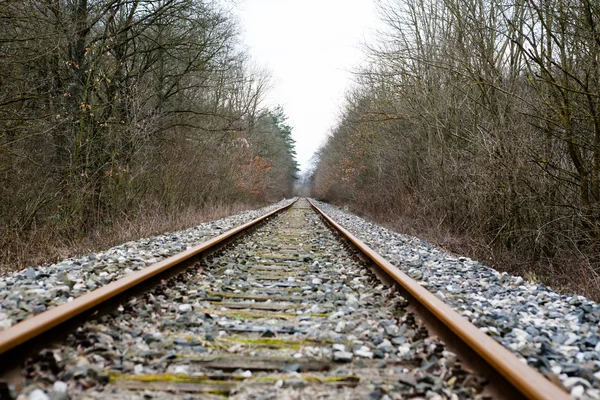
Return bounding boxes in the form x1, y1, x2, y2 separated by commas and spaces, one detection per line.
0, 199, 297, 356
307, 198, 569, 400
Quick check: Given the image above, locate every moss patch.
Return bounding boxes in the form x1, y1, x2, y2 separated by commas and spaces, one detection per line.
216, 336, 342, 349
108, 372, 240, 385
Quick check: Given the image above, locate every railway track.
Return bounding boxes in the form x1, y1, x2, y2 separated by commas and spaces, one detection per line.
0, 199, 569, 399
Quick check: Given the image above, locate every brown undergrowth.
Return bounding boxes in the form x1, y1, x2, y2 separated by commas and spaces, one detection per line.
347, 206, 600, 303
0, 202, 258, 276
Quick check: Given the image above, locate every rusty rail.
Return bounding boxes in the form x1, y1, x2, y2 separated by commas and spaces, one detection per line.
0, 199, 296, 355
307, 198, 569, 400
0, 198, 572, 399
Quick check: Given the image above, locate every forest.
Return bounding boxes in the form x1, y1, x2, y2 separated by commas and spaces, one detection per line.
311, 0, 600, 298
0, 0, 298, 272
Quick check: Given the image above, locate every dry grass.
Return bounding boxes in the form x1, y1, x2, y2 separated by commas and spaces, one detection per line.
0, 202, 258, 276
350, 206, 600, 302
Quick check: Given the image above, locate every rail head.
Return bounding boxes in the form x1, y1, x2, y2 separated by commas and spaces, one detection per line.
307, 198, 570, 400
0, 199, 297, 356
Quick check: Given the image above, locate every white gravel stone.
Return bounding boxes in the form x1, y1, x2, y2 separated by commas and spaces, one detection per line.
178, 304, 192, 313
564, 377, 592, 389
354, 346, 374, 358
52, 381, 68, 393
28, 390, 49, 400
241, 370, 252, 378
332, 344, 346, 352
333, 350, 353, 362
571, 386, 585, 398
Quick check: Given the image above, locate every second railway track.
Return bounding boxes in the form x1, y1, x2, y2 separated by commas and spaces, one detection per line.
1, 199, 569, 399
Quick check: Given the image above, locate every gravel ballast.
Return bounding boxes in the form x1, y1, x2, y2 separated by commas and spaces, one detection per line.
15, 199, 486, 400
312, 199, 600, 399
0, 199, 295, 332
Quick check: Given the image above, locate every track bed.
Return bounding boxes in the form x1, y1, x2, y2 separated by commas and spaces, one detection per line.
16, 200, 486, 399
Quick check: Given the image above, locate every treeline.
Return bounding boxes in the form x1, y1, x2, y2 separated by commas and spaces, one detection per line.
0, 0, 298, 270
312, 0, 600, 297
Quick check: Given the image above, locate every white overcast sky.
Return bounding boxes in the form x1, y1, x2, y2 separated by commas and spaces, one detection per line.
235, 0, 380, 173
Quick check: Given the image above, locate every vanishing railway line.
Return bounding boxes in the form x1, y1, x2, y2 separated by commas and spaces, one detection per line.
0, 199, 569, 399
